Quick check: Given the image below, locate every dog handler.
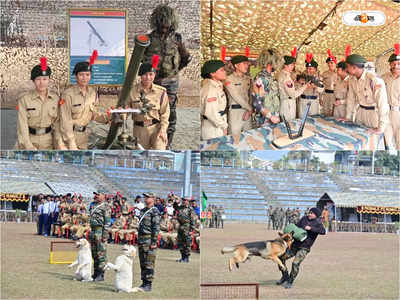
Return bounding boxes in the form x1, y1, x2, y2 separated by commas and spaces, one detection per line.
276, 207, 326, 289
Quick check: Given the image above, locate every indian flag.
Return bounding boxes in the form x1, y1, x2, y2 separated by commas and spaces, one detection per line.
201, 191, 208, 219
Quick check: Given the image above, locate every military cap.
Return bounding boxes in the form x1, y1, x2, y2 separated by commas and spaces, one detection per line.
310, 207, 321, 218
31, 57, 51, 80
139, 55, 160, 76
73, 62, 92, 75
326, 56, 336, 63
388, 44, 400, 62
201, 60, 225, 79
143, 192, 156, 198
231, 55, 248, 65
345, 54, 366, 65
337, 61, 347, 69
283, 56, 296, 65
305, 59, 318, 68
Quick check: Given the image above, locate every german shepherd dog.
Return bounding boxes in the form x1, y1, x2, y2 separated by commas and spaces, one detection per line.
221, 232, 294, 272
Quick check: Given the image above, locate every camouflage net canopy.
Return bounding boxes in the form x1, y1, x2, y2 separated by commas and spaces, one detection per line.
201, 0, 400, 73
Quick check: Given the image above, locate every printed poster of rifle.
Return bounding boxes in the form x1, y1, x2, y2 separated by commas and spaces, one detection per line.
68, 8, 127, 85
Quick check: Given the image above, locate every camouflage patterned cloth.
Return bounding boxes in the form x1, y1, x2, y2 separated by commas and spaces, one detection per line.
176, 205, 196, 257
137, 206, 160, 282
90, 227, 108, 273
89, 201, 110, 275
278, 246, 310, 282
253, 70, 280, 126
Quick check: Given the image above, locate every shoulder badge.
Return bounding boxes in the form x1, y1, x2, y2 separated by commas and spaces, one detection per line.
58, 99, 65, 106
224, 81, 231, 87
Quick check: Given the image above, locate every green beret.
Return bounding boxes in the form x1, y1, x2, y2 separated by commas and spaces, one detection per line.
388, 53, 400, 62
283, 56, 296, 65
138, 63, 156, 76
337, 61, 347, 69
305, 59, 318, 68
345, 54, 366, 65
201, 60, 225, 79
31, 65, 51, 80
73, 62, 91, 75
231, 55, 248, 65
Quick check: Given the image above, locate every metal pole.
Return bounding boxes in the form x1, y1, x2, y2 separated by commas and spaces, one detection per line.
334, 205, 337, 232
360, 212, 362, 232
183, 151, 192, 198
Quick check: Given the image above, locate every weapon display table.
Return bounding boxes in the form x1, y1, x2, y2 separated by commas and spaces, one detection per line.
200, 115, 385, 150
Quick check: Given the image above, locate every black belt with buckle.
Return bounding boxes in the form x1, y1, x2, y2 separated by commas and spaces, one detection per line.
300, 95, 318, 100
359, 105, 375, 110
325, 89, 334, 94
231, 104, 242, 109
203, 110, 226, 120
28, 126, 52, 135
135, 119, 160, 127
73, 125, 87, 132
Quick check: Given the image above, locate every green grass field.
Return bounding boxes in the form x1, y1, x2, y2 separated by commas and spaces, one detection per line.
1, 223, 199, 299
201, 223, 399, 300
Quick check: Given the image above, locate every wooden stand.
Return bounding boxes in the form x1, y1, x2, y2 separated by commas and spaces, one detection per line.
272, 128, 315, 149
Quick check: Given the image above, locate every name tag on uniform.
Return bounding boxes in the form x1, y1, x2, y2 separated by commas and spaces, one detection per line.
73, 104, 82, 107
207, 97, 217, 102
234, 83, 241, 86
27, 108, 36, 111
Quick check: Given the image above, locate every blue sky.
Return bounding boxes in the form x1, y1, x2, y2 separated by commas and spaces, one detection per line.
253, 151, 289, 161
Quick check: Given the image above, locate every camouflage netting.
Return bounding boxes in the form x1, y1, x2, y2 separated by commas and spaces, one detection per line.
201, 0, 400, 74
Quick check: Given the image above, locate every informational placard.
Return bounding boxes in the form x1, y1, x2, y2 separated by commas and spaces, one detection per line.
68, 8, 127, 85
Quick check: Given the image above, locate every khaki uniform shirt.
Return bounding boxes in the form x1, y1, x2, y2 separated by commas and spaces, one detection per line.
278, 70, 308, 101
346, 70, 390, 130
382, 72, 400, 108
201, 79, 228, 130
321, 70, 338, 91
17, 90, 59, 149
225, 72, 252, 111
59, 85, 109, 148
334, 75, 349, 105
129, 83, 170, 133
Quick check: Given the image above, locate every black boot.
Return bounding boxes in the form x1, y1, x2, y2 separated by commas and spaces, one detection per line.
137, 280, 152, 292
276, 271, 289, 285
94, 271, 104, 282
167, 132, 174, 149
176, 253, 186, 263
183, 255, 189, 263
283, 275, 294, 289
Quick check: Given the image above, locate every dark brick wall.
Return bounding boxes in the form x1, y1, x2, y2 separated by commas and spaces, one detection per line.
0, 0, 200, 48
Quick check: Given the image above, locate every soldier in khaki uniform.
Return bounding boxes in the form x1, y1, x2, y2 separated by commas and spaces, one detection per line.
159, 213, 171, 246
201, 60, 228, 140
118, 213, 139, 242
59, 53, 110, 150
278, 52, 310, 121
109, 213, 126, 242
166, 218, 179, 248
74, 213, 90, 239
321, 52, 338, 116
298, 56, 324, 117
382, 45, 400, 149
61, 213, 73, 237
16, 57, 59, 150
225, 55, 253, 135
333, 62, 349, 119
129, 58, 170, 150
344, 54, 389, 135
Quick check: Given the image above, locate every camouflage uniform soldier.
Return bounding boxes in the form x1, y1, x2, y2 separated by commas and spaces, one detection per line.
135, 193, 160, 292
16, 57, 59, 150
276, 208, 325, 289
176, 198, 196, 263
285, 208, 291, 227
252, 49, 281, 127
272, 207, 279, 230
143, 4, 191, 148
345, 54, 389, 135
89, 193, 110, 281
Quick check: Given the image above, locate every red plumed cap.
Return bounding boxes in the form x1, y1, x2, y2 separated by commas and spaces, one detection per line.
306, 53, 313, 63
152, 55, 160, 69
394, 44, 400, 56
245, 46, 250, 57
40, 57, 47, 71
291, 47, 297, 58
345, 45, 351, 59
221, 46, 226, 62
89, 50, 98, 66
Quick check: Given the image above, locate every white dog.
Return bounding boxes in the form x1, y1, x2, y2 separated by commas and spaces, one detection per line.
68, 238, 93, 282
104, 245, 137, 292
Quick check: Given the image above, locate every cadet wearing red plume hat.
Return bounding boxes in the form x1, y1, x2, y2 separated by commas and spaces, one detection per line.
298, 53, 324, 118
16, 57, 59, 150
382, 44, 400, 149
320, 49, 338, 116
278, 47, 311, 121
127, 55, 170, 149
58, 50, 111, 150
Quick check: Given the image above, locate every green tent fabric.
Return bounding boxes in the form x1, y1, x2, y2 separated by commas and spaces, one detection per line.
283, 223, 307, 242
